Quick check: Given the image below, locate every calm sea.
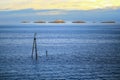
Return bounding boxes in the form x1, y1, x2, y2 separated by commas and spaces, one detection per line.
0, 24, 120, 80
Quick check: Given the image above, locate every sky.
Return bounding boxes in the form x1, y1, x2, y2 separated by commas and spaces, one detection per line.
0, 0, 120, 24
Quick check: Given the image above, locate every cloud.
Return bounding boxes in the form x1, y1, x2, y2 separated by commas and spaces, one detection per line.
0, 0, 120, 10
36, 10, 66, 16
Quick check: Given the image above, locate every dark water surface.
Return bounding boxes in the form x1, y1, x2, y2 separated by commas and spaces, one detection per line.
0, 24, 120, 80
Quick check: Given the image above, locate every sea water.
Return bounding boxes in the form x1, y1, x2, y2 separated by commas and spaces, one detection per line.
0, 24, 120, 80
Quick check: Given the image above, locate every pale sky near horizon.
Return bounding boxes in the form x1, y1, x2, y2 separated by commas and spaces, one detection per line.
0, 0, 120, 10
0, 0, 120, 24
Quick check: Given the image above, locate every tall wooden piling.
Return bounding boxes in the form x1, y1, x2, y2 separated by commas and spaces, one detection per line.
32, 33, 38, 60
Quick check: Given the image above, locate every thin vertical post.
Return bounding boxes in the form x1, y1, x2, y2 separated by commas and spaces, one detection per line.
46, 50, 48, 57
31, 33, 38, 60
35, 38, 38, 60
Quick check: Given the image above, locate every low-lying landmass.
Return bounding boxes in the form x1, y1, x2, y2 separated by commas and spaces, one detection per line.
21, 21, 30, 23
72, 20, 86, 23
48, 20, 65, 23
21, 20, 117, 24
34, 20, 46, 23
101, 21, 115, 23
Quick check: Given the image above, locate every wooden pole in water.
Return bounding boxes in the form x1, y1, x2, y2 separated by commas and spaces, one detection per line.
46, 50, 48, 57
31, 33, 38, 60
35, 37, 38, 60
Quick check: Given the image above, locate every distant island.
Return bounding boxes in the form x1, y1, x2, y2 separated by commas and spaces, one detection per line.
101, 21, 115, 23
21, 20, 117, 24
34, 20, 46, 23
21, 21, 30, 23
49, 20, 65, 23
72, 21, 86, 23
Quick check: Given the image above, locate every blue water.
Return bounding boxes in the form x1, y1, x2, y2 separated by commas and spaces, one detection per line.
0, 24, 120, 80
